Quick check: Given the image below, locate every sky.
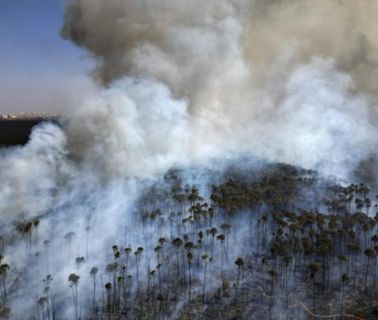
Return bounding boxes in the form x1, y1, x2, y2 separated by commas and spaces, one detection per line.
0, 0, 95, 114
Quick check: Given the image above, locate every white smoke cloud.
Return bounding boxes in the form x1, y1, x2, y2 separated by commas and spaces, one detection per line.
0, 123, 68, 226
65, 77, 190, 180
59, 0, 378, 178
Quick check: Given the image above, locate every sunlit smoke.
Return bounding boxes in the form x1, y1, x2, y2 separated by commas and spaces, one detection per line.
60, 0, 378, 178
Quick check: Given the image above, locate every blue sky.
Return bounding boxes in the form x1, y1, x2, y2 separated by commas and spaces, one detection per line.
0, 0, 95, 113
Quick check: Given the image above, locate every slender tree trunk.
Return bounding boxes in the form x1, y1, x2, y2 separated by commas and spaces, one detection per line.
75, 286, 79, 320
340, 283, 344, 320
373, 257, 377, 288
269, 280, 273, 320
203, 262, 207, 304
312, 277, 315, 312
92, 276, 97, 315
364, 258, 370, 292
188, 260, 191, 301
176, 250, 180, 278
234, 267, 240, 305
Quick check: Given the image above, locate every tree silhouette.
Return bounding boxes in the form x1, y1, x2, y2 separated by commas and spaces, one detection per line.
85, 226, 90, 261
134, 247, 144, 294
364, 248, 375, 292
308, 263, 320, 311
234, 257, 244, 305
38, 297, 48, 320
90, 267, 98, 314
0, 256, 10, 307
187, 252, 193, 301
340, 273, 349, 318
202, 254, 209, 304
268, 269, 277, 320
42, 274, 53, 320
172, 238, 183, 278
208, 227, 217, 259
68, 273, 80, 320
105, 282, 112, 317
217, 234, 226, 278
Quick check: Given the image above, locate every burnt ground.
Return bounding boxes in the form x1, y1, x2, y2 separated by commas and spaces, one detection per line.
0, 119, 48, 147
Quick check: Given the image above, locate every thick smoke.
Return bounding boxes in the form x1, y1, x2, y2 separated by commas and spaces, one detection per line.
60, 0, 378, 178
65, 77, 190, 180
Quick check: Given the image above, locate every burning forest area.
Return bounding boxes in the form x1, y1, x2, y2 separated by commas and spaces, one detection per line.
1, 0, 378, 319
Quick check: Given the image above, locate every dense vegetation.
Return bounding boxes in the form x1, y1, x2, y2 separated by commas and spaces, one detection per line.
1, 161, 378, 319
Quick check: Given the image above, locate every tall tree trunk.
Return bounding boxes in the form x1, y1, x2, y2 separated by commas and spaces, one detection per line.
234, 267, 240, 305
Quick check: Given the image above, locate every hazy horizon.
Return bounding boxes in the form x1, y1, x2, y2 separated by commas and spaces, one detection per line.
0, 0, 95, 114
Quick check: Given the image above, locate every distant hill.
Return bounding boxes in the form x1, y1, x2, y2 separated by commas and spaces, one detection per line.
0, 113, 58, 147
0, 112, 56, 121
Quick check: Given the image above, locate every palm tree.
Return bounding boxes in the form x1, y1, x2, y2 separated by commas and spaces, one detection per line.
105, 282, 112, 318
217, 234, 226, 277
268, 269, 277, 320
202, 254, 209, 304
234, 257, 244, 305
106, 262, 119, 300
364, 248, 375, 292
346, 242, 360, 289
208, 207, 215, 228
116, 275, 124, 312
75, 257, 85, 270
124, 245, 132, 269
0, 256, 10, 306
282, 255, 292, 304
112, 245, 119, 256
337, 254, 348, 287
134, 247, 144, 294
44, 240, 50, 274
187, 187, 202, 205
220, 223, 231, 260
371, 235, 378, 287
0, 236, 4, 255
68, 273, 80, 320
184, 240, 194, 282
187, 252, 193, 301
208, 227, 218, 259
85, 226, 90, 261
340, 273, 349, 319
154, 245, 162, 291
90, 267, 98, 313
172, 238, 183, 278
158, 237, 166, 247
308, 263, 320, 311
38, 297, 47, 320
42, 274, 53, 320
148, 269, 156, 312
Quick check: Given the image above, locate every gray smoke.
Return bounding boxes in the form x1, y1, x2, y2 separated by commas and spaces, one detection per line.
61, 0, 378, 95
60, 0, 378, 178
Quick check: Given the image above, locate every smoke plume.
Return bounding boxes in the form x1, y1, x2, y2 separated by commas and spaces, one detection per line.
60, 0, 378, 178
